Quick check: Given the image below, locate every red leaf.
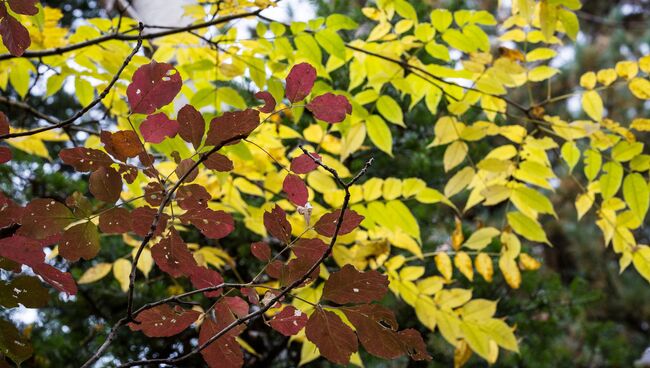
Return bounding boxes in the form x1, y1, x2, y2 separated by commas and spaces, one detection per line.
240, 287, 259, 305
254, 91, 276, 113
322, 264, 389, 304
100, 130, 143, 162
89, 166, 122, 203
263, 205, 291, 243
282, 174, 308, 206
0, 236, 44, 266
151, 229, 198, 278
199, 315, 243, 368
175, 158, 198, 182
59, 222, 100, 262
285, 63, 317, 103
143, 181, 165, 206
131, 206, 169, 237
223, 296, 249, 318
306, 93, 352, 123
0, 111, 9, 135
292, 238, 328, 260
98, 207, 131, 234
59, 148, 115, 172
205, 109, 260, 147
177, 104, 205, 149
279, 255, 319, 287
139, 112, 179, 143
0, 147, 11, 164
342, 304, 404, 359
129, 304, 200, 337
189, 267, 224, 297
180, 208, 234, 239
32, 264, 77, 295
250, 241, 271, 262
0, 6, 30, 57
0, 192, 22, 230
398, 329, 432, 361
176, 184, 210, 210
18, 199, 74, 239
8, 0, 38, 15
127, 61, 182, 114
305, 307, 358, 365
203, 152, 233, 172
269, 306, 307, 336
314, 209, 364, 237
290, 152, 321, 174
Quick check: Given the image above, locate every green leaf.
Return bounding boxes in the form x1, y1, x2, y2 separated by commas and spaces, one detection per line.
376, 95, 404, 127
561, 141, 580, 172
315, 29, 346, 60
507, 211, 550, 244
366, 115, 393, 156
623, 173, 649, 223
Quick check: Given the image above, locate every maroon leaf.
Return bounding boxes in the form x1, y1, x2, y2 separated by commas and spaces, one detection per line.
176, 184, 210, 210
203, 152, 233, 172
0, 192, 22, 230
127, 61, 182, 114
32, 264, 77, 295
280, 255, 320, 287
143, 181, 164, 206
292, 238, 328, 260
0, 111, 9, 135
0, 5, 30, 57
131, 206, 169, 237
205, 109, 260, 147
59, 222, 100, 262
254, 91, 276, 113
398, 329, 432, 361
305, 307, 358, 365
18, 199, 74, 239
250, 241, 271, 262
129, 304, 200, 337
269, 306, 307, 336
8, 0, 38, 15
314, 209, 364, 237
139, 112, 179, 143
263, 205, 292, 243
223, 296, 249, 318
0, 236, 44, 266
282, 174, 308, 206
199, 312, 243, 368
291, 152, 321, 174
89, 166, 122, 203
306, 93, 352, 123
180, 208, 234, 239
0, 276, 49, 308
98, 207, 131, 234
322, 264, 388, 304
189, 267, 224, 297
100, 130, 143, 162
285, 63, 317, 103
59, 147, 115, 172
0, 147, 11, 164
342, 304, 403, 359
119, 164, 138, 183
151, 229, 198, 278
240, 287, 259, 305
175, 158, 198, 182
177, 104, 205, 149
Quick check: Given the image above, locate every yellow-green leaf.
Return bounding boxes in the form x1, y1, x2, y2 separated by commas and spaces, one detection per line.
507, 211, 550, 244
582, 90, 604, 121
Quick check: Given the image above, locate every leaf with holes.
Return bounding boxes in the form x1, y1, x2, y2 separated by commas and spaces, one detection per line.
0, 318, 32, 365
342, 304, 404, 359
89, 166, 122, 203
177, 104, 205, 149
59, 221, 100, 262
180, 208, 234, 239
283, 174, 308, 206
131, 206, 169, 237
269, 306, 308, 336
100, 130, 143, 162
98, 208, 131, 234
128, 304, 200, 337
306, 93, 352, 123
263, 205, 292, 243
0, 276, 49, 308
398, 329, 432, 361
285, 63, 317, 103
140, 112, 179, 143
254, 91, 276, 113
205, 109, 260, 146
18, 199, 74, 239
127, 61, 182, 114
190, 267, 224, 297
322, 264, 389, 304
59, 147, 115, 172
199, 300, 245, 368
151, 229, 198, 278
305, 307, 358, 365
176, 184, 211, 210
314, 209, 364, 237
291, 152, 321, 174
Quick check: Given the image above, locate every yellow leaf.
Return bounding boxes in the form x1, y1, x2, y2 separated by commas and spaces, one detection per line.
583, 149, 602, 181
528, 66, 559, 82
113, 258, 132, 292
417, 276, 445, 295
579, 71, 596, 89
575, 192, 594, 220
597, 68, 617, 86
525, 47, 556, 62
431, 9, 453, 32
382, 177, 402, 200
600, 162, 623, 200
480, 318, 519, 352
463, 227, 500, 250
475, 253, 494, 282
77, 263, 112, 284
628, 77, 650, 100
341, 122, 366, 161
460, 321, 491, 360
365, 115, 393, 156
511, 186, 557, 218
461, 299, 497, 321
430, 116, 461, 146
451, 216, 464, 250
518, 253, 541, 270
582, 90, 603, 121
415, 296, 437, 330
454, 340, 473, 368
445, 166, 475, 197
615, 60, 638, 80
435, 252, 453, 281
507, 211, 550, 244
454, 251, 474, 281
640, 55, 650, 73
561, 141, 580, 172
632, 245, 650, 282
444, 141, 468, 172
376, 95, 404, 127
623, 173, 649, 223
611, 141, 643, 162
631, 118, 650, 131
499, 255, 521, 289
400, 266, 425, 281
132, 247, 153, 278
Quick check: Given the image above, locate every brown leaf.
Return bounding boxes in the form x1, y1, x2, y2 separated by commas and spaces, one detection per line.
263, 204, 292, 243
89, 166, 122, 203
203, 152, 233, 172
305, 307, 358, 365
100, 130, 143, 162
18, 199, 74, 239
205, 109, 259, 147
269, 306, 307, 336
322, 264, 388, 304
59, 222, 100, 262
98, 207, 131, 234
151, 229, 198, 278
180, 208, 234, 239
314, 209, 364, 237
129, 304, 200, 337
177, 104, 205, 149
